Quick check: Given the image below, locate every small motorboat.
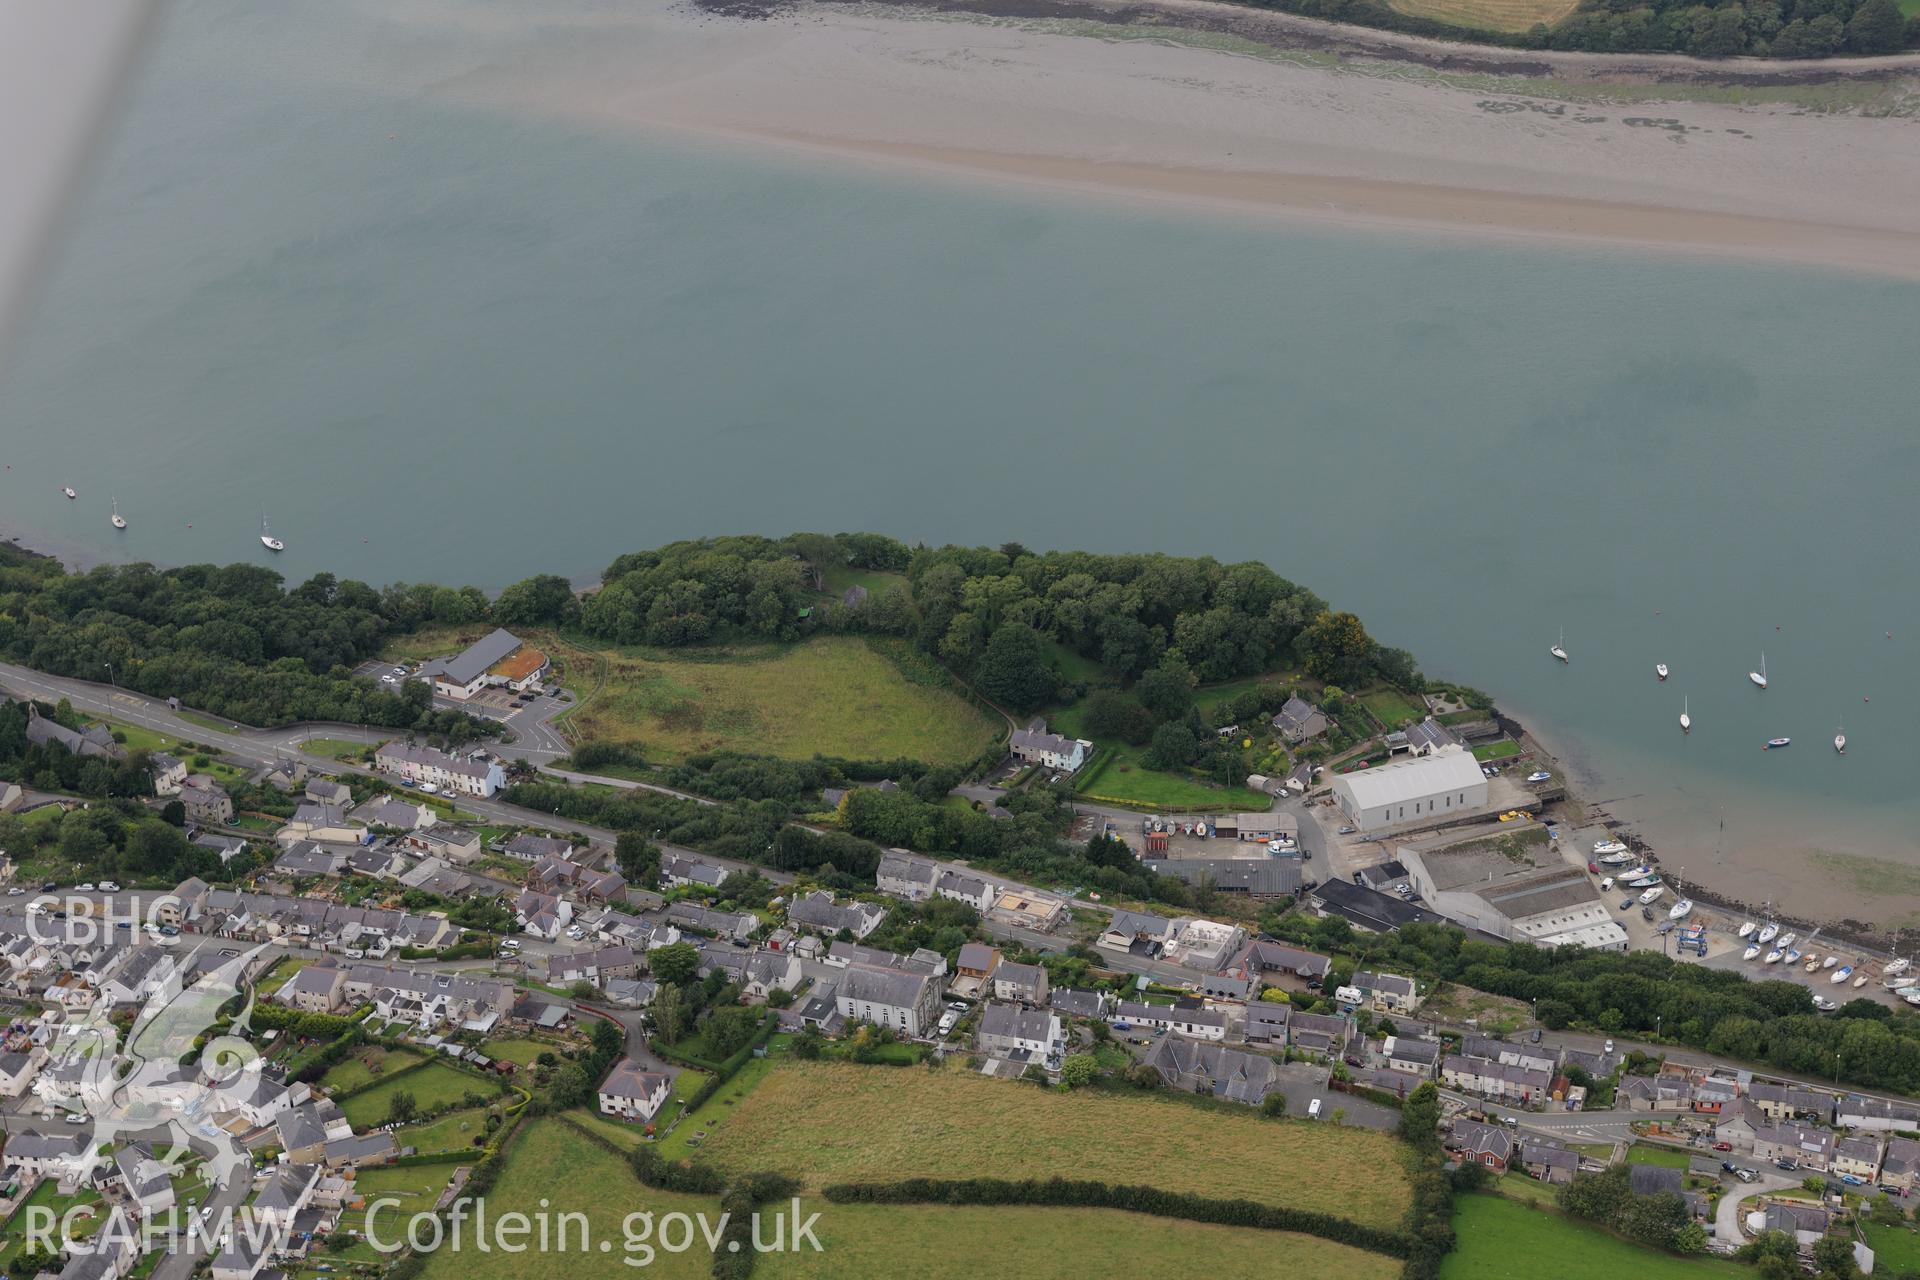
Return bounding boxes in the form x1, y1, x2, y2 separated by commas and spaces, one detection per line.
1737, 921, 1756, 939
1639, 886, 1665, 905
1821, 955, 1839, 970
1680, 696, 1691, 734
1803, 956, 1822, 973
1625, 875, 1662, 889
1551, 628, 1568, 663
1751, 651, 1768, 689
1832, 966, 1855, 984
1742, 943, 1761, 961
1656, 663, 1669, 681
1904, 990, 1920, 1007
1525, 770, 1551, 784
1758, 922, 1779, 944
1765, 737, 1791, 750
1764, 948, 1784, 964
1887, 957, 1911, 978
1594, 839, 1629, 856
1835, 725, 1846, 754
1668, 897, 1694, 920
1785, 948, 1804, 965
1854, 972, 1869, 988
110, 498, 126, 530
61, 484, 76, 499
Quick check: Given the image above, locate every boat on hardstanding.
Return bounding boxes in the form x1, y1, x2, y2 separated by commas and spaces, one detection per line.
1758, 922, 1779, 944
1594, 839, 1629, 856
1743, 943, 1762, 961
1888, 958, 1912, 978
1905, 991, 1920, 1007
1639, 886, 1665, 905
1668, 898, 1694, 920
1779, 933, 1798, 949
1821, 955, 1839, 970
1854, 972, 1869, 988
1625, 875, 1662, 889
1598, 850, 1635, 866
1737, 921, 1756, 939
1765, 948, 1785, 964
1751, 652, 1768, 689
1785, 948, 1804, 965
1832, 966, 1855, 984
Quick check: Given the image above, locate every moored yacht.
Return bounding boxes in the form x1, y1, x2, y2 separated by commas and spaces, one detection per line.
1551, 628, 1568, 663
1680, 696, 1691, 734
1750, 651, 1768, 689
1656, 663, 1669, 681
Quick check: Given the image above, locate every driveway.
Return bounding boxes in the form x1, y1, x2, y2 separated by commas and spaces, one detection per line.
1714, 1170, 1802, 1245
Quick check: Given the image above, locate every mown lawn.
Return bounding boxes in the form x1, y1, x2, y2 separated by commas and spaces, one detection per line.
0, 1181, 104, 1270
415, 1119, 718, 1280
349, 1161, 462, 1217
1473, 740, 1522, 762
757, 1203, 1402, 1279
254, 956, 313, 997
1625, 1146, 1692, 1169
1442, 1194, 1746, 1280
565, 635, 1000, 765
481, 1037, 560, 1067
302, 737, 375, 761
694, 1062, 1412, 1229
394, 1106, 498, 1155
1050, 701, 1248, 812
656, 1047, 782, 1162
340, 1062, 497, 1128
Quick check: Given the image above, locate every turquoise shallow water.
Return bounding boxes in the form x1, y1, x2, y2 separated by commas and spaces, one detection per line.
4, 0, 1920, 915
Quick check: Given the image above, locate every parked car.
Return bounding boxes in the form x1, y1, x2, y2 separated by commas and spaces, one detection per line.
1619, 897, 1635, 910
76, 882, 95, 892
1721, 1160, 1737, 1172
1736, 1168, 1757, 1184
1603, 1039, 1614, 1053
1776, 1158, 1798, 1171
1307, 1099, 1322, 1119
1841, 1173, 1866, 1186
1336, 826, 1356, 836
1528, 1028, 1543, 1044
1588, 861, 1600, 874
5, 887, 21, 896
1714, 1141, 1733, 1152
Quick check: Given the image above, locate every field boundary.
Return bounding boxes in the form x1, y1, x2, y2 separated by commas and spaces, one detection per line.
820, 1176, 1413, 1257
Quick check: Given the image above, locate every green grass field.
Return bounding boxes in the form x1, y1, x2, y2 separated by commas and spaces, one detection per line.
560, 635, 1000, 765
394, 1107, 497, 1155
340, 1061, 496, 1128
756, 1203, 1402, 1279
1864, 1220, 1920, 1272
255, 956, 313, 997
0, 1181, 104, 1270
1385, 0, 1580, 31
1360, 688, 1426, 730
416, 1120, 718, 1280
818, 565, 910, 599
1051, 702, 1249, 812
1442, 1195, 1745, 1280
321, 1045, 423, 1096
481, 1037, 558, 1067
1473, 740, 1523, 762
349, 1161, 462, 1217
694, 1062, 1412, 1229
302, 737, 376, 761
655, 1047, 782, 1162
1626, 1146, 1692, 1169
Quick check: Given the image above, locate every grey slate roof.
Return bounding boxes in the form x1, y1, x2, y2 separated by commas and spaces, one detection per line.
424, 628, 523, 686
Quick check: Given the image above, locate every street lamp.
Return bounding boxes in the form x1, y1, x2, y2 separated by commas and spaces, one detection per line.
104, 662, 113, 688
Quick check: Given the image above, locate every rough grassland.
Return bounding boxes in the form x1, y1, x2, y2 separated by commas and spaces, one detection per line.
695, 1062, 1412, 1229
1442, 1195, 1746, 1280
757, 1203, 1402, 1279
319, 1045, 421, 1096
415, 1119, 717, 1280
1386, 0, 1580, 31
568, 636, 1000, 764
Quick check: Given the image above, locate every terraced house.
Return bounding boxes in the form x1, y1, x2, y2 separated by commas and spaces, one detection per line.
372, 740, 506, 798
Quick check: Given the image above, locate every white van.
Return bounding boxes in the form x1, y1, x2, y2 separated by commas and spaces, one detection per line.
1307, 1098, 1322, 1120
419, 782, 440, 794
1600, 877, 1614, 892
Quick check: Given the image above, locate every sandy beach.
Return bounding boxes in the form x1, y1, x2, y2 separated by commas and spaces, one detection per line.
421, 0, 1920, 275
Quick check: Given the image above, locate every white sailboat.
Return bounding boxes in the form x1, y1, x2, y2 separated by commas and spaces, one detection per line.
1750, 651, 1768, 689
1598, 850, 1635, 866
1656, 662, 1669, 681
1835, 723, 1846, 754
1737, 920, 1756, 939
1764, 948, 1784, 964
1758, 921, 1779, 944
1785, 947, 1804, 965
1594, 839, 1629, 856
1680, 696, 1691, 735
260, 513, 285, 553
1779, 932, 1798, 949
110, 498, 126, 530
1669, 897, 1694, 920
1886, 957, 1911, 978
1742, 943, 1761, 961
1551, 628, 1568, 663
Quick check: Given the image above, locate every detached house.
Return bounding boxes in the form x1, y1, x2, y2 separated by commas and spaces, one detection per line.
1350, 971, 1419, 1015
599, 1058, 673, 1123
1382, 1036, 1442, 1078
975, 1003, 1064, 1064
180, 781, 234, 825
150, 752, 188, 796
659, 853, 728, 891
837, 965, 940, 1037
785, 890, 886, 940
1448, 1120, 1512, 1172
1272, 696, 1330, 745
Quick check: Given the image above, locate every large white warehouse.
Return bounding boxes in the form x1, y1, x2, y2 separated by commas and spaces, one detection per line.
1331, 749, 1488, 832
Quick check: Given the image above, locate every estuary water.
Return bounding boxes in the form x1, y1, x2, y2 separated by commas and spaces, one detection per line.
4, 0, 1920, 919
